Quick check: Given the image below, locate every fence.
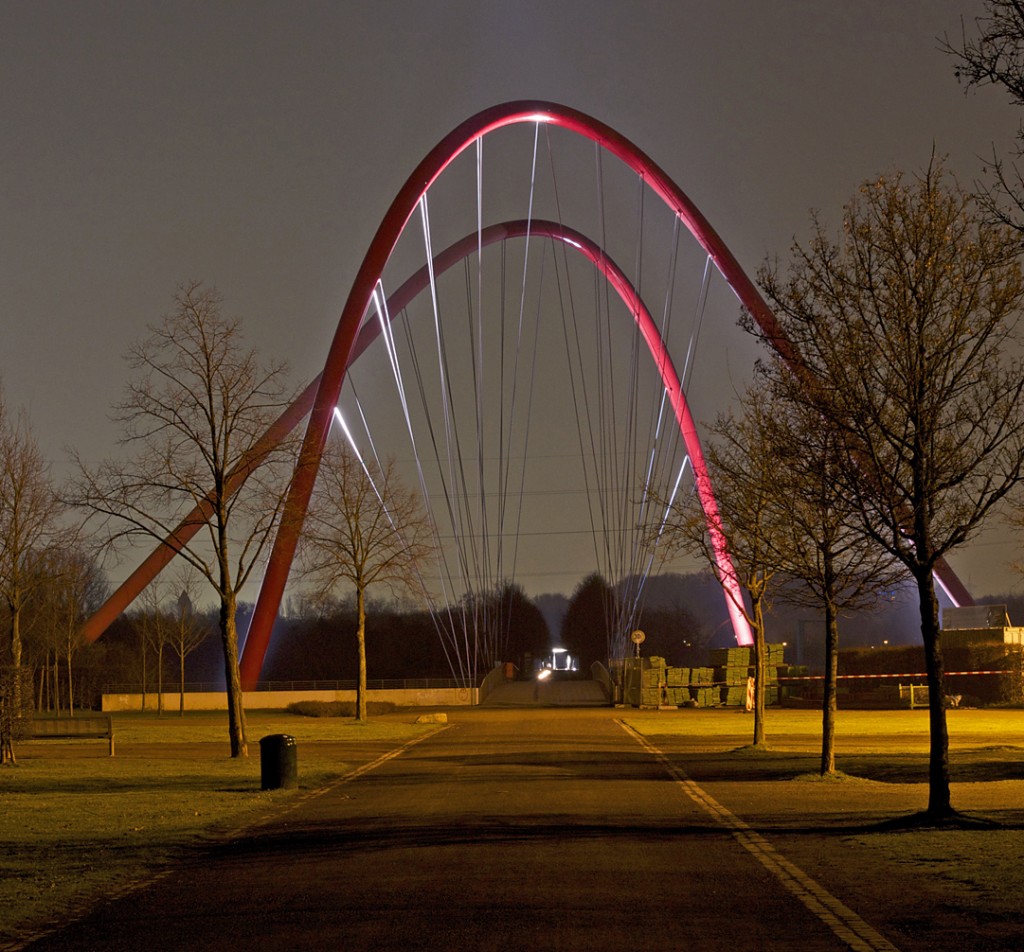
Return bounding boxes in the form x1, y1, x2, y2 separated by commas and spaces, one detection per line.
103, 678, 467, 694
101, 679, 478, 712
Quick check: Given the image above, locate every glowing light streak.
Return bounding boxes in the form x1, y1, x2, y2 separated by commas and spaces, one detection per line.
372, 268, 477, 681
331, 398, 455, 656
418, 192, 463, 524
933, 569, 961, 608
681, 255, 713, 395
331, 407, 362, 463
652, 455, 692, 544
419, 192, 485, 627
370, 280, 441, 549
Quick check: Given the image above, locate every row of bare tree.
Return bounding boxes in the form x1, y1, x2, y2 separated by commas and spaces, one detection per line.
0, 386, 108, 762
646, 5, 1024, 823
1, 280, 433, 762
667, 158, 1024, 822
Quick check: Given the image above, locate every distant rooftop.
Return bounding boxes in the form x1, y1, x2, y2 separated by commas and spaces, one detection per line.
941, 605, 1011, 630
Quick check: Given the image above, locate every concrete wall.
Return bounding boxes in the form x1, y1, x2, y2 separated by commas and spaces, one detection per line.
101, 686, 478, 712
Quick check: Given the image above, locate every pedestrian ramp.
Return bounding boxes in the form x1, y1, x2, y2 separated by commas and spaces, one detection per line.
482, 679, 609, 707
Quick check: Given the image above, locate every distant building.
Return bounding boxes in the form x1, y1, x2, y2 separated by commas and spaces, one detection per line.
940, 605, 1024, 649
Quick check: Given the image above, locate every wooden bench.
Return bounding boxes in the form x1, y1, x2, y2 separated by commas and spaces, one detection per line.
29, 715, 114, 755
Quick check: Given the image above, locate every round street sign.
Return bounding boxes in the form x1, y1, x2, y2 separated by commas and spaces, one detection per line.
630, 629, 646, 645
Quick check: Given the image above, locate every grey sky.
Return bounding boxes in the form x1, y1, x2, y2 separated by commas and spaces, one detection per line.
2, 1, 1019, 598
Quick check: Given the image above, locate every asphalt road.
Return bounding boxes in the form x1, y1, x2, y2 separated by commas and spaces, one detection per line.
23, 708, 907, 951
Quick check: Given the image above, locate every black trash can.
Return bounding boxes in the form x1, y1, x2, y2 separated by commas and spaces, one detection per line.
259, 734, 298, 790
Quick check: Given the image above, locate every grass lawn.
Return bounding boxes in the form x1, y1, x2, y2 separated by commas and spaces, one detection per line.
0, 710, 435, 945
622, 705, 1024, 745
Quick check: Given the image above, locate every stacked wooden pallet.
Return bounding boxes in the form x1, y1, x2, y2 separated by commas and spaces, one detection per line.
632, 646, 787, 708
689, 666, 716, 707
710, 644, 786, 706
663, 665, 689, 706
711, 646, 752, 705
637, 658, 714, 707
641, 657, 666, 707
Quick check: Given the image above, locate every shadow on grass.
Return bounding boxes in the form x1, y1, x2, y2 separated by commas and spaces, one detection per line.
206, 806, 1024, 866
865, 810, 1004, 831
672, 746, 1024, 784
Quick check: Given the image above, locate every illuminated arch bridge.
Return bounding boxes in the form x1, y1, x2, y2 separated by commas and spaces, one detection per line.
80, 101, 974, 688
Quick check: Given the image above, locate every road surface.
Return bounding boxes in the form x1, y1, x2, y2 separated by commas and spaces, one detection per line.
22, 708, 916, 951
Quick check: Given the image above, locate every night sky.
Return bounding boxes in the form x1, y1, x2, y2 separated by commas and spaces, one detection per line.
2, 1, 1019, 600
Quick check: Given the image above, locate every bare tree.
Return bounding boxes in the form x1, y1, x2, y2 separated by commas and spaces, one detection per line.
31, 546, 107, 715
757, 161, 1024, 818
125, 602, 156, 712
0, 665, 32, 765
944, 1, 1024, 231
753, 360, 906, 774
0, 386, 63, 695
300, 442, 432, 721
72, 283, 296, 756
660, 382, 789, 748
137, 584, 173, 715
169, 570, 210, 716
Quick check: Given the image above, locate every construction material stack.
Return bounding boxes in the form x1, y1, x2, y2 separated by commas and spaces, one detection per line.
710, 645, 785, 706
689, 666, 716, 707
765, 643, 783, 705
711, 646, 751, 705
665, 665, 689, 706
622, 645, 787, 708
641, 656, 666, 707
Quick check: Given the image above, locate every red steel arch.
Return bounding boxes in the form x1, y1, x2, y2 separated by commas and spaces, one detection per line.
334, 219, 753, 656
240, 100, 787, 688
81, 217, 751, 661
78, 101, 974, 680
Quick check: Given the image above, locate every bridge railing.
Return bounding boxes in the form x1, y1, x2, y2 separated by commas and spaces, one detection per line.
477, 665, 506, 705
590, 662, 614, 702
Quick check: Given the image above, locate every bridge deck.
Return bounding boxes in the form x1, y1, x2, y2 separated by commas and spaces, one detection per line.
482, 678, 608, 707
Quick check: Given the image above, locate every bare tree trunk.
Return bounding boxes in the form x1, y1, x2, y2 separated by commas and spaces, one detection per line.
179, 651, 186, 717
156, 644, 164, 716
10, 609, 23, 712
917, 570, 952, 817
751, 594, 766, 747
220, 594, 248, 757
356, 586, 367, 722
821, 600, 839, 775
0, 673, 15, 765
65, 645, 74, 716
10, 610, 22, 670
140, 640, 148, 713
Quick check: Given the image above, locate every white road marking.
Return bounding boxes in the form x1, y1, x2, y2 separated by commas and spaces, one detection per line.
619, 720, 901, 952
